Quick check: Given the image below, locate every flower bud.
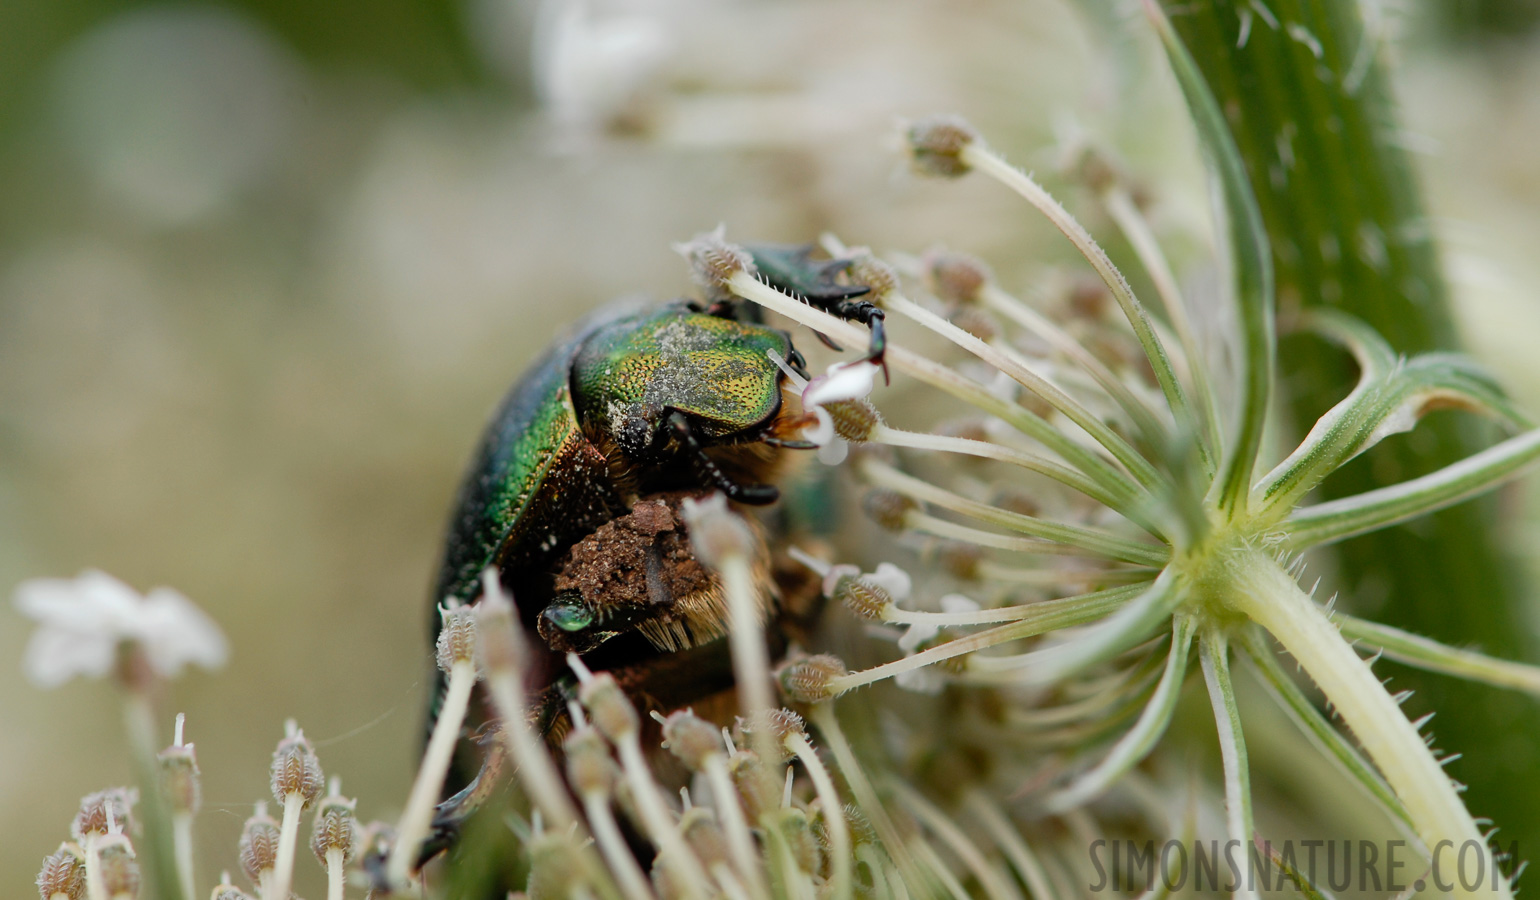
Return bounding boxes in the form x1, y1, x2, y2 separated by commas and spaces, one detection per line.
525, 833, 588, 899
907, 115, 979, 178
435, 602, 480, 673
766, 807, 820, 874
238, 806, 280, 886
37, 845, 84, 900
270, 724, 323, 808
937, 542, 984, 581
661, 710, 724, 771
678, 808, 728, 868
209, 874, 254, 900
950, 306, 999, 342
777, 655, 849, 704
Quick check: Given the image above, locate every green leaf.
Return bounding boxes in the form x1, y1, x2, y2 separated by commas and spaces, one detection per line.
1162, 0, 1540, 848
1285, 428, 1540, 547
1256, 343, 1527, 518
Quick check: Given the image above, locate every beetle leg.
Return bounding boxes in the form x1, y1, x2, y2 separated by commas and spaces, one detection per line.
762, 435, 819, 450
667, 411, 780, 505
786, 347, 811, 380
813, 330, 845, 353
829, 299, 889, 384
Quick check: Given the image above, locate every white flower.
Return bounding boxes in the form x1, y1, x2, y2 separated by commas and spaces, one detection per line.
769, 354, 881, 465
13, 570, 228, 688
801, 359, 880, 410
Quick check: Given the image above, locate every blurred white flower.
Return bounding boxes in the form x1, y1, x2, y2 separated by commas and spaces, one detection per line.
535, 0, 669, 134
13, 570, 228, 688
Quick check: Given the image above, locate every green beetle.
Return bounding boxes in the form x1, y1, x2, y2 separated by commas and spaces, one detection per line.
431, 302, 810, 655
413, 245, 872, 879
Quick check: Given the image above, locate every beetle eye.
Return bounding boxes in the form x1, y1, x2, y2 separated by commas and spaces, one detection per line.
543, 597, 594, 633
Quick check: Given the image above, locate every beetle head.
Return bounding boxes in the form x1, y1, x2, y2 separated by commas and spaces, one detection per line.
571, 306, 792, 457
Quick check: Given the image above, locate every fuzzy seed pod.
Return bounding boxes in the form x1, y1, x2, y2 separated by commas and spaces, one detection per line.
578, 673, 639, 742
237, 808, 280, 885
37, 844, 84, 900
674, 226, 756, 299
738, 709, 806, 758
862, 490, 917, 532
72, 789, 137, 841
270, 728, 323, 808
158, 743, 201, 816
826, 398, 881, 442
474, 576, 524, 676
661, 710, 724, 771
309, 794, 357, 867
680, 493, 758, 567
563, 726, 617, 798
435, 602, 480, 672
926, 250, 992, 306
845, 253, 899, 303
777, 655, 849, 704
907, 115, 979, 178
831, 575, 891, 620
97, 836, 139, 900
727, 751, 777, 823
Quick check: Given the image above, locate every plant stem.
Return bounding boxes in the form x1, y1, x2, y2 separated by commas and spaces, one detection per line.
388, 657, 476, 887
1231, 550, 1510, 900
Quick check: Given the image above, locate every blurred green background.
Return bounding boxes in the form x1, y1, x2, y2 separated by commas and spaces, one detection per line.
2, 0, 1539, 894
